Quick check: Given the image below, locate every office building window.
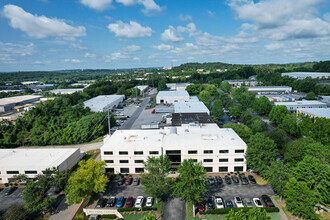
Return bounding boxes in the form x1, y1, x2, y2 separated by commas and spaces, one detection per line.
120, 168, 129, 173
135, 160, 144, 163
188, 150, 197, 154
234, 166, 244, 172
105, 160, 114, 163
219, 158, 229, 162
235, 158, 244, 162
219, 167, 228, 172
120, 160, 129, 163
104, 151, 113, 155
134, 151, 143, 155
204, 150, 213, 154
235, 149, 244, 153
149, 151, 159, 155
119, 151, 128, 155
203, 159, 213, 162
204, 167, 213, 172
25, 170, 37, 174
135, 168, 144, 173
6, 171, 19, 174
219, 150, 229, 154
105, 168, 114, 173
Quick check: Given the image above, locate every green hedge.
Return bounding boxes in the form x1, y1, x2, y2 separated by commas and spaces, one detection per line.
101, 214, 117, 219
117, 207, 140, 212
200, 207, 280, 215
142, 207, 154, 211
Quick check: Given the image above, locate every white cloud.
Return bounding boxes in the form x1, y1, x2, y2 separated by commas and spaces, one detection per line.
161, 26, 184, 42
138, 0, 162, 15
2, 4, 86, 39
79, 0, 112, 11
85, 52, 97, 58
70, 43, 88, 50
125, 45, 141, 52
116, 0, 136, 6
153, 44, 174, 51
207, 11, 215, 18
111, 52, 129, 60
133, 57, 140, 61
178, 14, 192, 21
33, 60, 43, 64
324, 13, 330, 22
107, 21, 153, 38
64, 59, 81, 63
0, 42, 34, 63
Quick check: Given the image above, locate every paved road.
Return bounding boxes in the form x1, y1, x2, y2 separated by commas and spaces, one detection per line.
48, 197, 81, 220
120, 97, 150, 130
19, 141, 103, 152
162, 197, 186, 220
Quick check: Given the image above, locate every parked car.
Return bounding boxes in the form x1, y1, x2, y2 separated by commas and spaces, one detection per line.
133, 177, 139, 185
197, 201, 205, 212
215, 176, 223, 185
96, 198, 107, 208
248, 175, 256, 184
239, 174, 249, 185
106, 196, 116, 207
146, 197, 153, 207
231, 175, 239, 184
118, 178, 125, 185
125, 197, 134, 208
225, 200, 233, 208
253, 198, 263, 208
225, 176, 232, 184
208, 176, 215, 185
261, 195, 275, 207
125, 177, 132, 185
116, 196, 125, 208
207, 197, 214, 209
234, 197, 244, 208
135, 196, 144, 208
243, 198, 254, 207
215, 197, 224, 209
5, 187, 17, 196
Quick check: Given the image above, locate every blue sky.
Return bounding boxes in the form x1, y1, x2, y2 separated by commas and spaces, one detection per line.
0, 0, 330, 71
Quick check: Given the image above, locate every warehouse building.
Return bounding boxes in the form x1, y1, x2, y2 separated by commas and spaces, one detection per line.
156, 91, 190, 104
101, 124, 247, 173
174, 101, 210, 115
297, 108, 330, 119
171, 113, 213, 126
320, 96, 330, 107
281, 72, 330, 79
0, 95, 42, 112
166, 83, 191, 91
274, 100, 327, 112
83, 95, 125, 112
248, 86, 292, 94
50, 88, 84, 95
0, 148, 81, 183
134, 85, 149, 95
224, 80, 258, 87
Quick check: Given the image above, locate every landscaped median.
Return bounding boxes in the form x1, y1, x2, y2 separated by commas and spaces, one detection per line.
199, 207, 280, 215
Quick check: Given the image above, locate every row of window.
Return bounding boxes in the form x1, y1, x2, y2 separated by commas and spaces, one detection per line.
105, 158, 244, 164
104, 149, 245, 156
106, 166, 244, 173
6, 170, 38, 175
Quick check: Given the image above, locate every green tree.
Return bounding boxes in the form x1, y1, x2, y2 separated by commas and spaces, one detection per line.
172, 159, 207, 204
199, 90, 211, 109
228, 105, 243, 118
66, 159, 109, 205
267, 128, 287, 150
269, 105, 290, 125
211, 100, 224, 118
252, 96, 271, 115
246, 133, 277, 174
22, 181, 54, 211
225, 209, 247, 220
3, 205, 30, 220
157, 79, 167, 91
205, 84, 218, 96
284, 178, 319, 220
250, 119, 265, 133
247, 207, 271, 220
284, 137, 315, 165
280, 114, 299, 136
265, 160, 290, 197
186, 84, 207, 95
140, 213, 156, 220
232, 86, 255, 110
220, 81, 232, 93
141, 155, 171, 202
223, 123, 252, 142
305, 92, 316, 100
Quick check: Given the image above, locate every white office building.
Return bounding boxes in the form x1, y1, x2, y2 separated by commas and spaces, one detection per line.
0, 148, 81, 183
156, 91, 190, 104
274, 100, 327, 112
166, 83, 191, 91
248, 86, 292, 94
174, 101, 210, 115
83, 95, 125, 112
50, 88, 84, 94
297, 108, 330, 119
101, 124, 247, 174
281, 72, 330, 79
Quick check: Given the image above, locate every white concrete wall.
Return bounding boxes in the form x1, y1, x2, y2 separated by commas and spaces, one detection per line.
156, 95, 190, 104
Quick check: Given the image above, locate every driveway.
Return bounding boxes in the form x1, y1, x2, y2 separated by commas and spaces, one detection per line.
120, 97, 150, 130
162, 197, 186, 220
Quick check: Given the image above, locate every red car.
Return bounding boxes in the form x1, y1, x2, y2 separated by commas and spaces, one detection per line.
198, 201, 205, 212
125, 177, 132, 185
125, 197, 134, 208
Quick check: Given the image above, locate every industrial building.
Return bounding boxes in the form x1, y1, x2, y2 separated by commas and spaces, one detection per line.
156, 91, 190, 104
224, 80, 258, 87
0, 148, 81, 183
297, 108, 330, 119
171, 113, 213, 126
0, 95, 42, 112
320, 96, 330, 107
248, 86, 292, 94
274, 100, 327, 112
134, 85, 149, 95
101, 124, 247, 173
83, 95, 125, 112
50, 88, 84, 95
281, 72, 330, 79
166, 83, 191, 91
174, 101, 210, 115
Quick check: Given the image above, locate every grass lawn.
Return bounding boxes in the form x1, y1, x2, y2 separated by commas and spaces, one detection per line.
121, 213, 149, 220
268, 213, 281, 220
152, 200, 163, 214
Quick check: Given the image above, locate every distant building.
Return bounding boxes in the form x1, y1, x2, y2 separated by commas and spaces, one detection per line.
247, 86, 292, 94
0, 95, 42, 112
101, 124, 247, 173
156, 91, 190, 104
297, 108, 330, 119
0, 148, 81, 184
274, 100, 327, 112
21, 81, 40, 85
50, 88, 84, 95
83, 95, 125, 112
166, 83, 191, 91
174, 101, 210, 115
320, 96, 330, 107
282, 72, 330, 80
163, 66, 172, 70
224, 80, 258, 87
134, 85, 149, 95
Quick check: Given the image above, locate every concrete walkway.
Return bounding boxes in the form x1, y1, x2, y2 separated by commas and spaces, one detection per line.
162, 197, 186, 220
272, 196, 288, 220
48, 197, 81, 220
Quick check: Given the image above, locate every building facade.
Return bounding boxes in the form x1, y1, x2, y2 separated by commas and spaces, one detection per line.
156, 91, 190, 104
274, 100, 327, 112
281, 72, 330, 79
83, 95, 125, 112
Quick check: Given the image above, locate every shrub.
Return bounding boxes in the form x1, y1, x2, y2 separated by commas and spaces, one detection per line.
4, 183, 9, 187
152, 207, 157, 211
102, 214, 117, 219
142, 207, 153, 211
200, 207, 280, 215
106, 172, 116, 181
117, 207, 139, 212
74, 212, 85, 219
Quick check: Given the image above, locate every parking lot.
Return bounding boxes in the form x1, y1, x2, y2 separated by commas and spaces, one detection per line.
0, 188, 25, 212
131, 108, 164, 129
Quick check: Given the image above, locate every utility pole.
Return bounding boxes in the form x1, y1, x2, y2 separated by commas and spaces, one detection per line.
108, 110, 111, 136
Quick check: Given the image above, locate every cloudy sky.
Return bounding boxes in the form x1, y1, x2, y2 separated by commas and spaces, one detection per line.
0, 0, 330, 71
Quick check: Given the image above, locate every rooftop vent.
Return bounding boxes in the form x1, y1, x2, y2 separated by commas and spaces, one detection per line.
170, 127, 177, 134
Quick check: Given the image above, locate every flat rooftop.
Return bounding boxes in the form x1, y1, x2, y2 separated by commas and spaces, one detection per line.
50, 88, 84, 93
157, 91, 189, 97
275, 100, 326, 106
298, 108, 330, 119
0, 148, 79, 169
84, 95, 124, 107
247, 86, 291, 89
174, 101, 209, 114
0, 95, 42, 106
172, 113, 213, 126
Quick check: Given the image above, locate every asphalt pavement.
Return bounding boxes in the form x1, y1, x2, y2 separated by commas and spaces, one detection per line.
120, 97, 150, 130
162, 197, 186, 220
0, 188, 25, 212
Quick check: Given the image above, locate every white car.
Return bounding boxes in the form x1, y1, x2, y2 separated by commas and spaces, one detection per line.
253, 198, 263, 208
135, 196, 144, 208
146, 197, 154, 207
215, 197, 224, 209
234, 197, 244, 208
